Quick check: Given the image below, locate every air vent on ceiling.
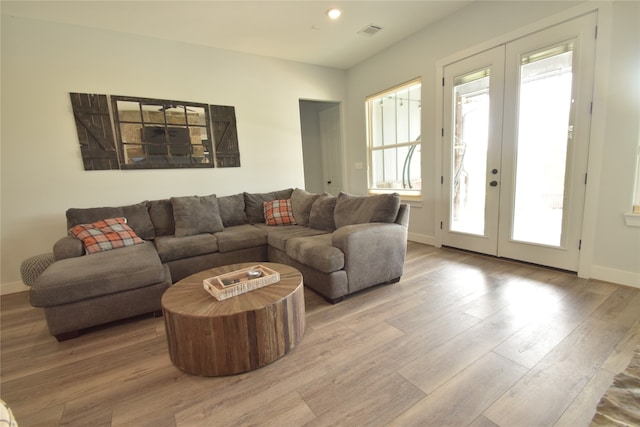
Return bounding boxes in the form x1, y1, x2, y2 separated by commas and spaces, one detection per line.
358, 24, 382, 37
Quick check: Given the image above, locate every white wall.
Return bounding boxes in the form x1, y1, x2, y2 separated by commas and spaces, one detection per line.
588, 0, 640, 285
0, 16, 347, 292
345, 1, 639, 286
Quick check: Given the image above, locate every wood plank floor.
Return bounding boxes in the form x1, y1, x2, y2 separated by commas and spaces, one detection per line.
2, 243, 639, 426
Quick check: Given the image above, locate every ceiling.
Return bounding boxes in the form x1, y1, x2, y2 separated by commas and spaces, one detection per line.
0, 1, 473, 69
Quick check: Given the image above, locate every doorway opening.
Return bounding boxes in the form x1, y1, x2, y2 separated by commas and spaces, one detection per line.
298, 100, 344, 195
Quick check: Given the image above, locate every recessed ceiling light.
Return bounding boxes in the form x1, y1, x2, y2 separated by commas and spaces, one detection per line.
326, 8, 341, 20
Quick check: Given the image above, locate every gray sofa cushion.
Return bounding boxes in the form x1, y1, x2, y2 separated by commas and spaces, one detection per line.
148, 199, 175, 236
309, 194, 338, 231
171, 194, 224, 237
334, 192, 400, 229
214, 224, 267, 253
291, 188, 323, 226
66, 201, 155, 240
30, 242, 166, 307
153, 234, 219, 262
244, 188, 293, 224
286, 234, 345, 273
218, 193, 248, 227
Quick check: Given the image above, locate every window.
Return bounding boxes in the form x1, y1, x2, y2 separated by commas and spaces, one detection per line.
112, 96, 213, 169
366, 79, 421, 196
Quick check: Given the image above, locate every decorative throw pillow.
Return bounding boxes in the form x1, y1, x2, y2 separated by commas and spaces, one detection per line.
69, 217, 144, 254
66, 201, 155, 240
264, 199, 297, 226
170, 194, 224, 237
244, 188, 293, 224
308, 194, 338, 231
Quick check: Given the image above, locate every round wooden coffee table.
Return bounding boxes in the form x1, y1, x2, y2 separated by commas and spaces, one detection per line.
161, 262, 305, 376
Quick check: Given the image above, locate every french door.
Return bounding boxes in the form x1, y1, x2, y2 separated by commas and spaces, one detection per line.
442, 13, 596, 271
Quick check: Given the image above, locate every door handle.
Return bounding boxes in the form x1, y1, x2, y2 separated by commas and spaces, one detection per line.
490, 180, 498, 187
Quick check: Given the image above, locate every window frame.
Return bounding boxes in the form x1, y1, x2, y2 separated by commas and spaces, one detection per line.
366, 78, 422, 198
111, 96, 214, 169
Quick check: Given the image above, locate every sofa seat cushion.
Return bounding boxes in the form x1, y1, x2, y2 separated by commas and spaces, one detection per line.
30, 242, 167, 307
154, 234, 218, 262
286, 234, 344, 274
258, 224, 329, 252
214, 224, 267, 253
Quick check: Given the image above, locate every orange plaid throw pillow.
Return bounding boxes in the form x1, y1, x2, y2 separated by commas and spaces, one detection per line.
263, 199, 297, 226
69, 217, 144, 254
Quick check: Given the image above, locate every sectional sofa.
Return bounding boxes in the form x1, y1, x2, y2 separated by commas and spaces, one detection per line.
28, 188, 410, 340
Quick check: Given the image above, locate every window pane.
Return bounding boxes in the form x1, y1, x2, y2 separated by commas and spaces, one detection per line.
372, 144, 421, 190
409, 86, 421, 142
367, 81, 422, 192
188, 106, 207, 127
141, 103, 165, 124
512, 46, 573, 246
119, 123, 143, 144
116, 101, 141, 122
371, 101, 383, 147
165, 107, 187, 125
382, 97, 396, 146
124, 144, 145, 165
396, 89, 409, 143
451, 73, 490, 236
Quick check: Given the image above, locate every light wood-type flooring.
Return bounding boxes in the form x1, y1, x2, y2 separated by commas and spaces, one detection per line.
2, 243, 639, 426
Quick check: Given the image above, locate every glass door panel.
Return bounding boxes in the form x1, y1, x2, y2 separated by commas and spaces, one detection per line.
442, 45, 504, 256
497, 12, 596, 271
451, 73, 491, 236
512, 46, 574, 246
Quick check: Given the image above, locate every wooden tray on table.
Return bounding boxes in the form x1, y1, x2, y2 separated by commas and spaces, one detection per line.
203, 264, 280, 301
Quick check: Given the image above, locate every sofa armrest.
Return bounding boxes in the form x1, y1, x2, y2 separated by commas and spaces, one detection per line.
53, 236, 85, 260
395, 203, 410, 226
332, 222, 408, 293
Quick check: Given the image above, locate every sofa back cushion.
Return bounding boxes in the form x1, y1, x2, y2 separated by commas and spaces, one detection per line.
333, 192, 401, 229
148, 199, 175, 236
66, 201, 155, 240
291, 188, 323, 227
308, 194, 337, 231
244, 188, 293, 224
171, 194, 224, 237
217, 193, 248, 227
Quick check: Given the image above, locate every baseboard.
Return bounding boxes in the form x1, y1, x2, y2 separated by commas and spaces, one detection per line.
590, 265, 640, 289
1, 280, 30, 296
408, 233, 436, 246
